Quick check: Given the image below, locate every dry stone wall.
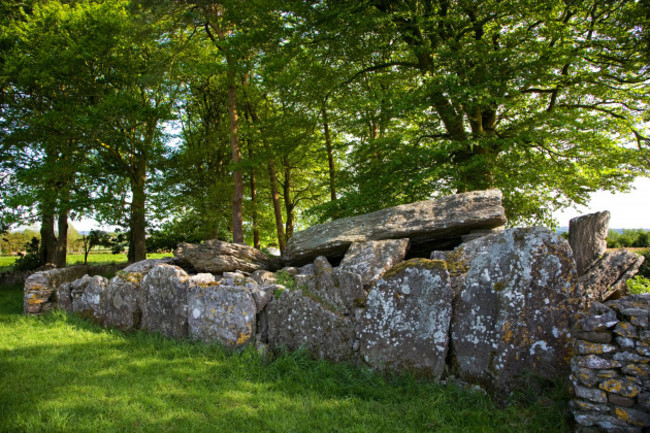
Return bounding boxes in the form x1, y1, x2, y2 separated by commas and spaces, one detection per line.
570, 295, 650, 432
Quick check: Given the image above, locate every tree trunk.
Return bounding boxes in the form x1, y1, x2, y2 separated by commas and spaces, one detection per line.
321, 106, 337, 201
283, 156, 295, 240
55, 210, 68, 268
248, 145, 260, 249
39, 198, 57, 265
128, 160, 147, 263
227, 72, 244, 244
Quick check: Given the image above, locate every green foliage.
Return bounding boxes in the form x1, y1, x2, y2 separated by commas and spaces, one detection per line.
607, 230, 650, 248
274, 269, 296, 290
0, 285, 570, 432
12, 237, 43, 271
627, 275, 650, 295
636, 248, 650, 279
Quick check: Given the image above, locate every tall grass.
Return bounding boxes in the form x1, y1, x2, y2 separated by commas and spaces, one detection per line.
0, 285, 570, 433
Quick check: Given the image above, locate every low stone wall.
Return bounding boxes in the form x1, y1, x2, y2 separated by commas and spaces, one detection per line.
570, 294, 650, 432
23, 263, 127, 314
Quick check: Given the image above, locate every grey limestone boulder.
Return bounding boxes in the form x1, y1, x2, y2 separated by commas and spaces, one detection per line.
139, 264, 190, 339
358, 259, 453, 379
174, 240, 280, 273
338, 239, 410, 287
449, 228, 581, 394
187, 274, 257, 348
580, 250, 645, 303
569, 211, 610, 275
284, 189, 507, 265
69, 275, 109, 324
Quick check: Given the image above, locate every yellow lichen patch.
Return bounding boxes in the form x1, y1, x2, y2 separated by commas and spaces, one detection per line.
444, 248, 469, 277
27, 298, 45, 305
599, 379, 640, 398
615, 407, 644, 427
236, 321, 253, 346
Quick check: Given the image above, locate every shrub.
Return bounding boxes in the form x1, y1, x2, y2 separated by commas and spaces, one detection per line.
637, 248, 650, 279
12, 237, 43, 271
627, 275, 650, 295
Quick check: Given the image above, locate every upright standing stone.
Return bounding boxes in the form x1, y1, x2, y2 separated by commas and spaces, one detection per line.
569, 211, 610, 275
358, 259, 453, 379
339, 239, 410, 287
450, 228, 581, 394
284, 190, 507, 265
139, 264, 190, 339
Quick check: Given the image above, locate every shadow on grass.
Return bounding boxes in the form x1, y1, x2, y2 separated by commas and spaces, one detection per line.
0, 288, 570, 433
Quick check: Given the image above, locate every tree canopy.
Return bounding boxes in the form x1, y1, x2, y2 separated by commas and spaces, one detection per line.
1, 0, 648, 265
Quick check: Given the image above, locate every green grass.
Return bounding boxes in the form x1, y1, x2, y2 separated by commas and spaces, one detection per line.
0, 285, 570, 433
0, 253, 172, 272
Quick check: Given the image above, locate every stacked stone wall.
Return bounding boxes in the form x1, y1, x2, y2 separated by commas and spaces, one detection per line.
570, 294, 650, 432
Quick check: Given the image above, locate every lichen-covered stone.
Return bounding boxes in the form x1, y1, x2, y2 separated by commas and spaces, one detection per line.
102, 274, 142, 331
614, 321, 638, 338
621, 308, 649, 328
251, 270, 276, 286
284, 189, 507, 265
574, 385, 608, 403
573, 330, 613, 344
574, 412, 633, 429
338, 239, 410, 287
187, 274, 257, 348
570, 399, 610, 413
174, 240, 280, 273
580, 251, 645, 302
575, 367, 602, 387
575, 340, 617, 355
569, 211, 610, 276
609, 394, 635, 408
266, 287, 356, 362
578, 302, 619, 332
574, 355, 623, 369
599, 378, 641, 398
358, 259, 452, 379
450, 228, 580, 394
70, 275, 109, 325
122, 257, 175, 274
614, 407, 650, 427
139, 264, 189, 339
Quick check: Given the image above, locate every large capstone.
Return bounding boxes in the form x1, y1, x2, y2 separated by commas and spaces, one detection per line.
569, 211, 610, 275
187, 273, 257, 348
449, 228, 581, 395
358, 259, 453, 379
284, 189, 507, 265
338, 239, 410, 287
174, 240, 280, 273
139, 264, 190, 339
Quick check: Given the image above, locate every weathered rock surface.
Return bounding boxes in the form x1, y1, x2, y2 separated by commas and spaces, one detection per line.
174, 240, 280, 273
449, 228, 581, 394
187, 274, 257, 348
580, 250, 645, 303
266, 287, 356, 362
338, 239, 410, 287
69, 275, 109, 324
569, 211, 611, 275
251, 270, 276, 286
358, 259, 453, 379
284, 189, 507, 265
139, 264, 190, 339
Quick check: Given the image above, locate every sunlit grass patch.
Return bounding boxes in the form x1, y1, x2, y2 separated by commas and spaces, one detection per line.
0, 286, 571, 433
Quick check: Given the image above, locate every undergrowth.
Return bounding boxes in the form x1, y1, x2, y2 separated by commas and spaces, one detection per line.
0, 285, 571, 432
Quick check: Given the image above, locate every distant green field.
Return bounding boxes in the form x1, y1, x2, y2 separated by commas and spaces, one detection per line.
0, 253, 172, 273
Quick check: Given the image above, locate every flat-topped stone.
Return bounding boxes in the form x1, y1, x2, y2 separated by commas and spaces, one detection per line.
284, 190, 507, 265
174, 240, 281, 273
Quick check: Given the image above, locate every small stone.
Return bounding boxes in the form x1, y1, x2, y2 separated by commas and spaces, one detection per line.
574, 412, 631, 428
573, 330, 613, 344
613, 351, 649, 363
608, 393, 635, 407
616, 336, 636, 349
599, 378, 641, 398
621, 363, 649, 380
575, 367, 601, 387
596, 369, 620, 379
574, 385, 608, 403
636, 339, 650, 357
580, 314, 619, 332
621, 308, 649, 327
575, 340, 617, 355
614, 407, 650, 427
638, 392, 650, 411
570, 399, 610, 413
574, 354, 622, 369
614, 321, 638, 338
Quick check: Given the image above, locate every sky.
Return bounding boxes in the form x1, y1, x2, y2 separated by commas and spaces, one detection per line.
553, 177, 650, 229
67, 177, 650, 232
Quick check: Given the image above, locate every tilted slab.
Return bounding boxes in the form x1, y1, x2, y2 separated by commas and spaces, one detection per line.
284, 190, 507, 265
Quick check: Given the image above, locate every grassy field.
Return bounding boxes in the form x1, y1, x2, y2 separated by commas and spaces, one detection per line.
0, 284, 571, 433
0, 253, 172, 273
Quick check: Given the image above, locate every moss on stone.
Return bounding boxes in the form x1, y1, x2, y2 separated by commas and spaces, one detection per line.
383, 258, 447, 279
444, 248, 469, 277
